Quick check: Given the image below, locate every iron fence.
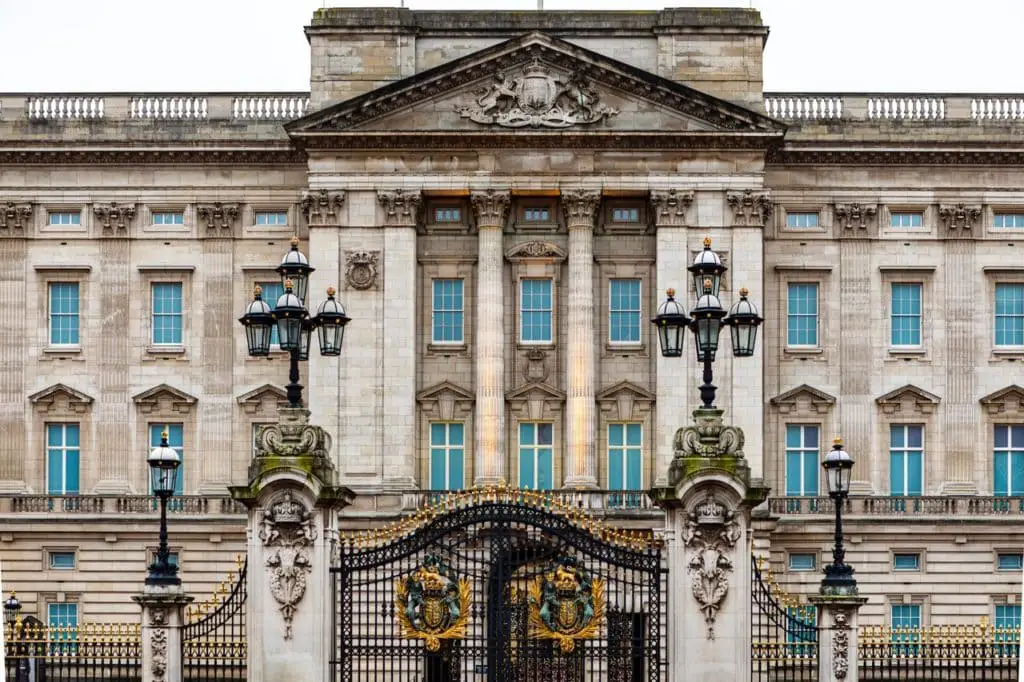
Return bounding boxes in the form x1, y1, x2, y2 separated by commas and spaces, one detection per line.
182, 555, 248, 681
860, 623, 1020, 680
751, 556, 819, 681
3, 621, 141, 681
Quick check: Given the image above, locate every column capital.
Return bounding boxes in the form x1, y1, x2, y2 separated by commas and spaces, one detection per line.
726, 188, 772, 227
650, 189, 694, 228
560, 188, 601, 228
470, 189, 511, 227
377, 189, 422, 227
301, 189, 345, 226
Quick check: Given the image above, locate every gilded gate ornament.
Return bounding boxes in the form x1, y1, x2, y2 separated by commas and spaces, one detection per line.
395, 555, 471, 651
527, 556, 606, 653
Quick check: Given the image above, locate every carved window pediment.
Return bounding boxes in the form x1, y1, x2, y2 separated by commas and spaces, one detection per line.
236, 384, 288, 416
417, 381, 475, 421
505, 241, 567, 262
29, 383, 94, 415
876, 384, 941, 416
506, 382, 566, 421
769, 384, 836, 416
133, 384, 197, 415
596, 381, 655, 421
980, 385, 1024, 417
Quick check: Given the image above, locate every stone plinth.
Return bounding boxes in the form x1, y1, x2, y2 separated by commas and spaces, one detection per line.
809, 595, 868, 682
134, 585, 192, 682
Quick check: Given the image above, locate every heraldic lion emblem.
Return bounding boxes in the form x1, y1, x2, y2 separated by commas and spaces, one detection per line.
527, 556, 606, 653
395, 555, 471, 652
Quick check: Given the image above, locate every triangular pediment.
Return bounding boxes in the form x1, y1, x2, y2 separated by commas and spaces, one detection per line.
596, 380, 655, 421
596, 380, 655, 402
506, 381, 567, 403
132, 384, 197, 414
29, 383, 94, 414
876, 384, 941, 416
236, 384, 287, 416
769, 384, 836, 415
287, 32, 784, 147
417, 381, 475, 421
417, 381, 475, 403
980, 385, 1024, 416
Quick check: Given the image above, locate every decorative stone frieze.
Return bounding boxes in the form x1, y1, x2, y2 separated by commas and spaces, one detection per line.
344, 250, 380, 291
672, 408, 745, 463
834, 203, 877, 231
504, 240, 567, 261
938, 203, 981, 233
682, 491, 742, 639
470, 189, 511, 226
253, 409, 332, 459
377, 190, 422, 227
560, 189, 601, 227
0, 201, 32, 233
726, 189, 772, 227
258, 491, 317, 640
649, 190, 693, 227
300, 189, 345, 225
196, 202, 240, 234
93, 202, 135, 234
595, 381, 655, 422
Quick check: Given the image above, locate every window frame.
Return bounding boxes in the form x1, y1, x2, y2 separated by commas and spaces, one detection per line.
514, 198, 559, 232
518, 421, 555, 490
784, 423, 821, 496
47, 211, 82, 227
993, 213, 1024, 229
890, 282, 923, 349
889, 424, 924, 497
149, 423, 184, 495
47, 549, 77, 571
255, 280, 284, 349
607, 422, 643, 490
996, 551, 1024, 571
993, 423, 1024, 497
431, 278, 465, 346
253, 210, 289, 227
785, 212, 820, 229
892, 552, 922, 572
45, 422, 81, 495
519, 278, 554, 345
994, 282, 1024, 349
150, 281, 184, 347
47, 281, 81, 348
428, 421, 466, 491
889, 211, 925, 229
787, 552, 817, 572
151, 210, 185, 227
608, 278, 643, 346
785, 282, 820, 349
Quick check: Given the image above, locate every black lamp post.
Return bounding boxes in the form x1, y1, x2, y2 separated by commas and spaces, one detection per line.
238, 237, 350, 408
651, 237, 764, 408
821, 438, 857, 595
146, 431, 182, 587
4, 592, 26, 682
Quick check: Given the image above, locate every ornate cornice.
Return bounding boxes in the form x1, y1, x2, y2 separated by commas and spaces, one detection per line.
649, 190, 693, 228
0, 147, 306, 166
196, 202, 240, 234
470, 190, 511, 227
301, 189, 345, 225
377, 189, 422, 227
93, 202, 135, 234
770, 146, 1024, 166
560, 189, 601, 228
726, 189, 772, 227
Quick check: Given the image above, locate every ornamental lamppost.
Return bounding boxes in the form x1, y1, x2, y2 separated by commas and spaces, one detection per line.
4, 592, 27, 682
146, 431, 182, 587
651, 238, 764, 407
821, 438, 857, 595
238, 237, 350, 408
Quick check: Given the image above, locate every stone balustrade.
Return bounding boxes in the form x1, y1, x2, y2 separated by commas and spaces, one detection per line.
0, 93, 310, 122
0, 494, 247, 515
770, 496, 1024, 516
400, 489, 657, 513
765, 92, 1024, 122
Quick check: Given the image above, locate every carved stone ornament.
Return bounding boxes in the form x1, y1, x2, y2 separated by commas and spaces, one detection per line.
258, 491, 318, 640
524, 348, 549, 383
938, 203, 981, 232
650, 190, 694, 227
470, 190, 511, 226
378, 189, 422, 227
254, 412, 332, 460
506, 240, 567, 261
726, 189, 773, 227
561, 189, 601, 226
457, 61, 617, 129
93, 202, 135, 233
149, 607, 168, 627
300, 189, 345, 225
344, 250, 381, 291
834, 203, 877, 230
682, 492, 742, 640
151, 628, 168, 681
0, 202, 32, 232
833, 610, 850, 680
672, 408, 745, 465
196, 202, 240, 233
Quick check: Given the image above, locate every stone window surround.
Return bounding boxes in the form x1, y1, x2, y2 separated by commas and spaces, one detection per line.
236, 383, 288, 461
779, 205, 828, 236
416, 382, 475, 489
137, 266, 195, 360
38, 592, 81, 622
140, 204, 192, 234
507, 242, 565, 351
596, 257, 653, 357
768, 384, 837, 496
28, 385, 93, 496
775, 266, 833, 361
419, 256, 476, 357
784, 548, 821, 572
985, 267, 1024, 361
600, 197, 649, 233
423, 198, 471, 233
882, 204, 934, 235
886, 594, 930, 626
34, 265, 91, 361
880, 266, 935, 362
986, 205, 1024, 233
42, 547, 78, 575
993, 548, 1024, 572
506, 385, 564, 489
246, 203, 296, 232
595, 382, 654, 489
39, 204, 87, 234
133, 385, 197, 494
513, 196, 560, 233
890, 548, 926, 572
979, 386, 1024, 495
875, 385, 941, 495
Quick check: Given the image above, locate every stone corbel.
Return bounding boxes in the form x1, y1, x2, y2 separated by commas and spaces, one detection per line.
378, 189, 422, 227
938, 203, 981, 233
196, 202, 240, 234
649, 190, 693, 228
470, 189, 511, 227
93, 202, 135, 234
0, 201, 32, 233
726, 189, 772, 227
300, 189, 345, 226
834, 203, 877, 231
560, 189, 601, 228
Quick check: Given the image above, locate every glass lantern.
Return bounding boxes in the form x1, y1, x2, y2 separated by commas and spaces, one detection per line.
725, 287, 764, 357
651, 288, 689, 357
276, 237, 315, 305
238, 285, 275, 357
313, 287, 351, 357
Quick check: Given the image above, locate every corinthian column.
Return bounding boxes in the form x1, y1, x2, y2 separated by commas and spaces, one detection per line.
562, 189, 601, 489
471, 190, 511, 486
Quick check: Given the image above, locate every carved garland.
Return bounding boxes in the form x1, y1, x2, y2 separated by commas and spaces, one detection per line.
197, 202, 240, 232
726, 190, 772, 227
833, 610, 850, 680
151, 629, 168, 681
258, 492, 317, 640
682, 492, 742, 640
938, 203, 981, 232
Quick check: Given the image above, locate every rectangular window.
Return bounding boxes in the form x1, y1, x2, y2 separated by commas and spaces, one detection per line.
149, 424, 184, 495
48, 212, 81, 226
151, 282, 183, 345
994, 424, 1024, 496
48, 551, 76, 570
152, 211, 184, 226
890, 603, 922, 651
429, 423, 465, 491
994, 214, 1024, 229
520, 279, 553, 344
785, 605, 817, 656
785, 425, 819, 496
607, 423, 643, 503
995, 283, 1024, 347
431, 279, 465, 344
788, 553, 817, 571
611, 207, 640, 223
433, 206, 462, 223
46, 423, 80, 495
47, 602, 79, 654
893, 553, 921, 571
998, 552, 1024, 570
890, 425, 924, 496
996, 604, 1022, 629
257, 281, 283, 347
890, 283, 922, 347
523, 206, 551, 222
786, 283, 819, 347
890, 212, 923, 228
254, 211, 288, 226
786, 212, 819, 228
609, 279, 642, 344
519, 422, 553, 490
48, 282, 80, 346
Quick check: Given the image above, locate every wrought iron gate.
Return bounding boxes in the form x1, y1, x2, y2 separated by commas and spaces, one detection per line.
332, 489, 665, 682
182, 556, 248, 681
750, 556, 818, 681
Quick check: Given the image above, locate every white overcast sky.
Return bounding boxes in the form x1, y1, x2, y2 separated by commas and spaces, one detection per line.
1, 0, 1022, 93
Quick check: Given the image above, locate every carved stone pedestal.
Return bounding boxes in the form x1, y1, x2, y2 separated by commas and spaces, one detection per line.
134, 585, 192, 682
810, 595, 867, 682
651, 407, 769, 682
230, 407, 354, 682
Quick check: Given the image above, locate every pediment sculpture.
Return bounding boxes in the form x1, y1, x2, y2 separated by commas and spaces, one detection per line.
457, 61, 617, 129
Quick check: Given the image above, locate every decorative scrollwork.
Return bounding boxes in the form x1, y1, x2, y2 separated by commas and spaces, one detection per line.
395, 555, 471, 651
260, 492, 317, 640
672, 408, 745, 462
151, 628, 168, 680
344, 250, 380, 291
257, 417, 331, 460
682, 492, 741, 640
833, 611, 850, 679
527, 556, 606, 654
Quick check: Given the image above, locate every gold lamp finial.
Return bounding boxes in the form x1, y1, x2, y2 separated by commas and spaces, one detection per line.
703, 277, 712, 291
703, 236, 712, 248
290, 236, 300, 247
161, 430, 169, 440
666, 288, 675, 298
739, 287, 749, 297
833, 437, 842, 446
327, 286, 336, 297
284, 278, 294, 292
253, 284, 262, 298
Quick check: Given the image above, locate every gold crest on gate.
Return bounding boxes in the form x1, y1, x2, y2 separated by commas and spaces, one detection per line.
395, 555, 471, 651
527, 556, 606, 654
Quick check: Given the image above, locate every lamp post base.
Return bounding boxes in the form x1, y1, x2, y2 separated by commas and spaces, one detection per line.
820, 563, 858, 596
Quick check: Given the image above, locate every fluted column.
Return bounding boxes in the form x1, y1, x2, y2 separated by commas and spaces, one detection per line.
471, 190, 511, 486
562, 189, 601, 489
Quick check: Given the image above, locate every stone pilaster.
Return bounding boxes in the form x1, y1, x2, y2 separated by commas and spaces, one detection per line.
0, 235, 26, 490
561, 189, 601, 488
198, 239, 234, 492
942, 238, 977, 493
809, 595, 868, 682
839, 239, 873, 493
471, 190, 510, 486
134, 586, 192, 682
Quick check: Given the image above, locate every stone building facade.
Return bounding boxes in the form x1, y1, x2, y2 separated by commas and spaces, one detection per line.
0, 7, 1022, 629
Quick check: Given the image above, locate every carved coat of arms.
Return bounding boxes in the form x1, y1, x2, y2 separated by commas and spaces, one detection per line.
395, 555, 471, 651
458, 61, 617, 129
527, 556, 606, 653
258, 492, 317, 640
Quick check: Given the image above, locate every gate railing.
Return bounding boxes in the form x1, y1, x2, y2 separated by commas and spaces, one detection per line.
182, 554, 247, 680
3, 621, 141, 681
751, 555, 819, 681
859, 621, 1020, 680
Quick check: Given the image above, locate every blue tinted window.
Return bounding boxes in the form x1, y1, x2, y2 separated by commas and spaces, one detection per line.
46, 423, 80, 495
995, 284, 1024, 347
893, 553, 921, 571
889, 425, 924, 496
152, 211, 184, 225
891, 604, 921, 628
890, 212, 923, 228
519, 422, 553, 490
891, 283, 922, 346
609, 279, 642, 344
786, 284, 818, 346
151, 283, 183, 345
786, 212, 819, 228
994, 424, 1024, 496
257, 282, 283, 346
998, 553, 1024, 570
432, 279, 464, 344
788, 553, 816, 571
49, 551, 76, 570
608, 423, 642, 490
48, 212, 81, 226
785, 425, 819, 496
994, 214, 1024, 229
996, 604, 1022, 629
520, 279, 553, 343
428, 422, 465, 491
255, 211, 287, 226
49, 282, 80, 345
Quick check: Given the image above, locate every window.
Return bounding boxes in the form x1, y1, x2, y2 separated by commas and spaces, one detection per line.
890, 212, 923, 228
431, 279, 464, 344
995, 283, 1024, 347
47, 602, 79, 654
519, 422, 553, 490
996, 604, 1022, 629
607, 424, 642, 507
893, 553, 921, 571
429, 422, 465, 491
995, 604, 1021, 655
48, 282, 80, 346
611, 207, 640, 223
520, 279, 553, 344
785, 425, 819, 496
523, 206, 550, 222
151, 282, 183, 345
149, 424, 183, 495
785, 605, 817, 656
788, 553, 817, 571
257, 281, 283, 347
786, 283, 818, 347
152, 211, 184, 226
433, 206, 462, 223
609, 279, 642, 344
890, 283, 922, 347
46, 424, 80, 495
149, 549, 180, 569
998, 552, 1024, 570
994, 424, 1024, 496
890, 604, 922, 650
254, 211, 287, 226
994, 214, 1024, 229
48, 551, 76, 570
48, 212, 80, 226
786, 212, 819, 228
890, 425, 924, 496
